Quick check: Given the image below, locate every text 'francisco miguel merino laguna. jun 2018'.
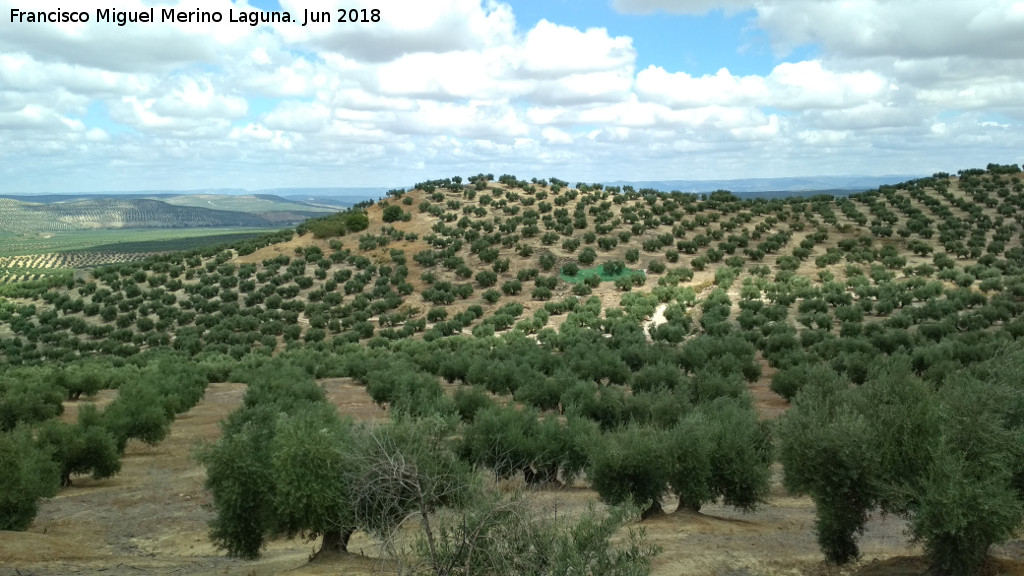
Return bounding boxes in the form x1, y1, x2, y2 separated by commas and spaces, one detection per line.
8, 7, 381, 27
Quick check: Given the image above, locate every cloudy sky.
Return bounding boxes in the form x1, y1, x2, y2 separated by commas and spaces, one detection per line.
1, 0, 1022, 193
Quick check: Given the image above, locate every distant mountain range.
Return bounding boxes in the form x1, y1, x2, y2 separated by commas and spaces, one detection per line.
0, 195, 335, 235
602, 175, 923, 195
0, 187, 392, 208
0, 176, 925, 204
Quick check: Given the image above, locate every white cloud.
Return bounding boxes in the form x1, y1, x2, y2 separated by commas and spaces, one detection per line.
611, 0, 755, 16
151, 77, 248, 119
390, 100, 529, 140
104, 75, 246, 136
0, 0, 269, 73
809, 102, 923, 131
0, 0, 1021, 191
0, 53, 153, 98
529, 69, 636, 105
756, 0, 1024, 60
277, 0, 516, 62
319, 88, 417, 113
0, 104, 85, 131
916, 81, 1024, 110
235, 55, 331, 98
366, 17, 638, 105
263, 101, 331, 133
520, 20, 636, 78
797, 129, 848, 146
636, 66, 766, 107
730, 113, 780, 140
637, 61, 891, 110
541, 126, 572, 144
85, 128, 110, 142
767, 61, 890, 109
375, 49, 523, 100
229, 122, 275, 141
613, 1, 1024, 61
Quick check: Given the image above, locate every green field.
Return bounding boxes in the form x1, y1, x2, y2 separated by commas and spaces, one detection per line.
0, 228, 278, 258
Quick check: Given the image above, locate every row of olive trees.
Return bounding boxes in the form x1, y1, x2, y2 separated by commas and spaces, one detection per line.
1, 352, 209, 530
588, 396, 771, 518
199, 359, 660, 575
779, 351, 1024, 575
320, 325, 772, 520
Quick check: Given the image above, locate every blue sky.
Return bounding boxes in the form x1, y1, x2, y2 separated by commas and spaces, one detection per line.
513, 2, 777, 75
0, 0, 1021, 192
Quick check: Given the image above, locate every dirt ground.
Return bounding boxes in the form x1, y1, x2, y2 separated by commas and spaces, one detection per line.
5, 378, 1024, 576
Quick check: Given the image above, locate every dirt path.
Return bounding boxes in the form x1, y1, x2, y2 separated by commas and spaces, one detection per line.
2, 382, 251, 575
643, 303, 668, 340
1, 382, 386, 576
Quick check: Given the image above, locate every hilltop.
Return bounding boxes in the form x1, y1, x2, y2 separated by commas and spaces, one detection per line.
3, 165, 1024, 576
602, 174, 920, 195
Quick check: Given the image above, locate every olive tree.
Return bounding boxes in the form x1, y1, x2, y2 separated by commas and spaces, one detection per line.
704, 398, 772, 512
200, 408, 278, 559
778, 378, 878, 564
780, 354, 1024, 573
588, 425, 670, 518
202, 391, 474, 561
0, 375, 64, 432
0, 426, 60, 530
909, 372, 1024, 576
270, 404, 362, 555
102, 380, 172, 454
666, 412, 714, 512
666, 398, 771, 514
36, 404, 121, 487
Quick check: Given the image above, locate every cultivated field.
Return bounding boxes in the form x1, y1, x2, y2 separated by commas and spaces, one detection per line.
4, 166, 1024, 576
0, 229, 278, 284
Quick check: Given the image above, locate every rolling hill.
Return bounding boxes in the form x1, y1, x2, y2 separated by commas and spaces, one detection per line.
3, 164, 1024, 576
153, 193, 334, 215
0, 197, 327, 234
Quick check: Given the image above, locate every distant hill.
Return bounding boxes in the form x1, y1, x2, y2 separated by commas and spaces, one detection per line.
154, 194, 333, 215
0, 187, 389, 211
258, 187, 392, 208
258, 186, 391, 197
277, 195, 377, 209
0, 197, 318, 234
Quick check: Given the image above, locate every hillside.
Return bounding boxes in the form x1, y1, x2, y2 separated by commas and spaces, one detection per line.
3, 165, 1024, 576
0, 195, 327, 234
0, 196, 331, 280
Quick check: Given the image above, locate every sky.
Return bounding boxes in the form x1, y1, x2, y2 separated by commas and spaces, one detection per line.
1, 0, 1022, 193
